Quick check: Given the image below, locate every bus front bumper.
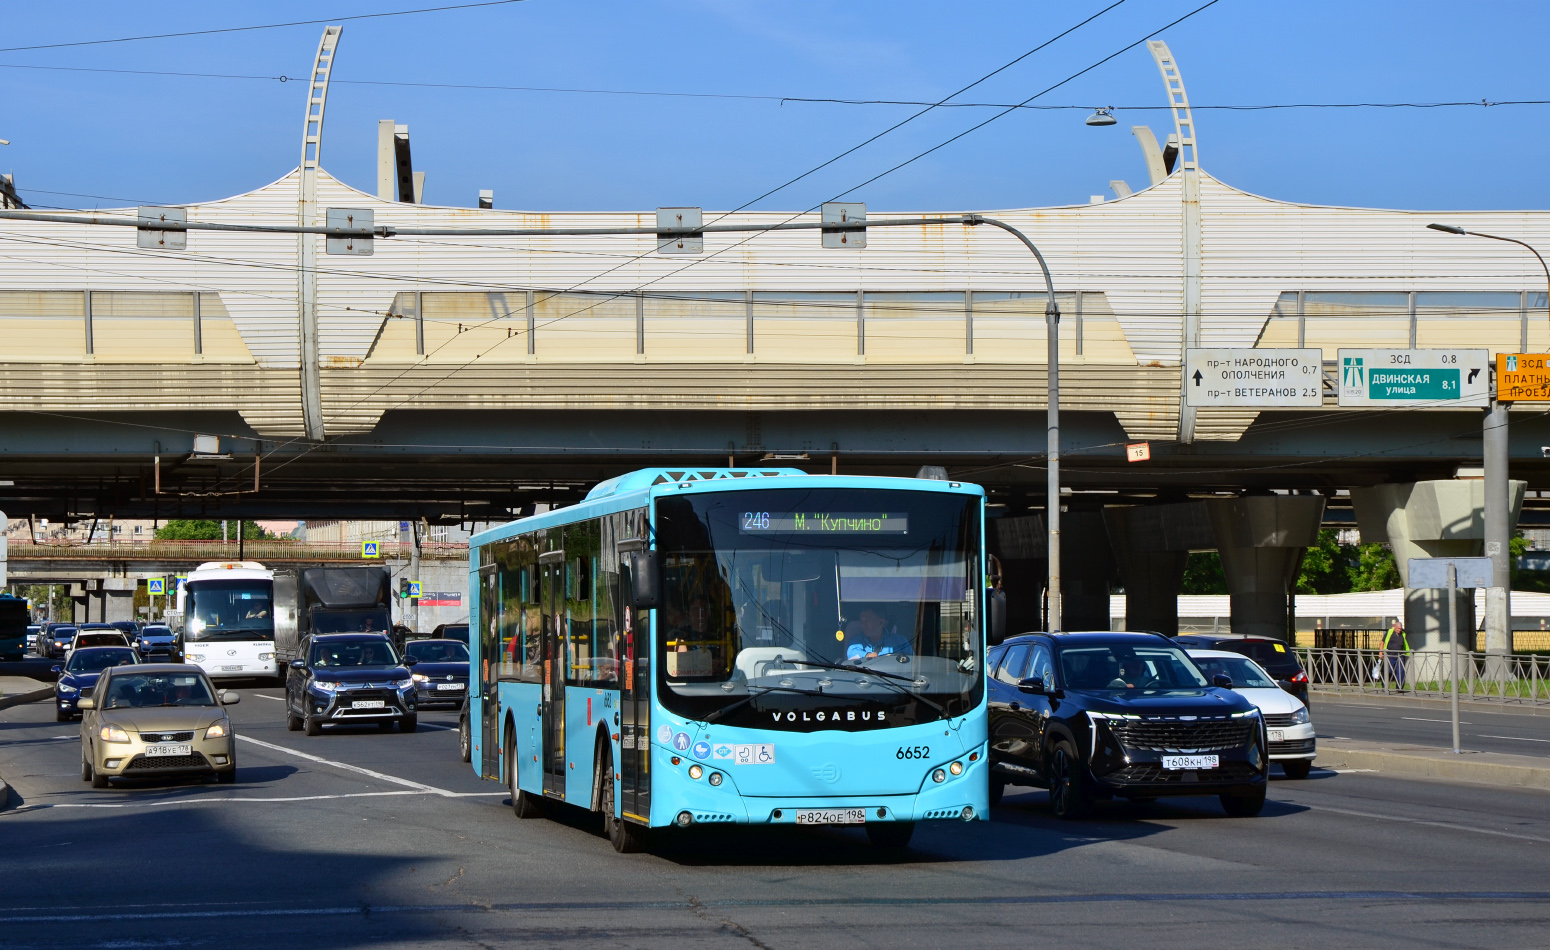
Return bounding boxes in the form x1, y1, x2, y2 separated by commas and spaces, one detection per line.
654, 745, 991, 827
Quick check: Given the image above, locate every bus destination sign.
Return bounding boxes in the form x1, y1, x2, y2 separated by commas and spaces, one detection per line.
739, 512, 908, 534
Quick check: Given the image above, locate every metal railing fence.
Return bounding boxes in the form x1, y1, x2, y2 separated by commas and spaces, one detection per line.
6, 539, 469, 562
1300, 646, 1550, 708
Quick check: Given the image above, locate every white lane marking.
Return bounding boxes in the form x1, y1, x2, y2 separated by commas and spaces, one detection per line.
1289, 801, 1550, 844
236, 734, 468, 797
1402, 717, 1471, 724
1478, 734, 1550, 744
251, 694, 284, 701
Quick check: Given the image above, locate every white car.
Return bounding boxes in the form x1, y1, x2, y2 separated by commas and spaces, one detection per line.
1188, 648, 1316, 779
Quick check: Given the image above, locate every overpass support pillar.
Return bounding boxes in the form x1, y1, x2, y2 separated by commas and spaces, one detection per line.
1104, 502, 1214, 635
1204, 496, 1326, 640
1061, 509, 1117, 632
71, 582, 92, 623
102, 579, 136, 623
1353, 480, 1525, 653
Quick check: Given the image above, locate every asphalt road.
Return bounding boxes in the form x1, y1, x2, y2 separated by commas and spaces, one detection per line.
1313, 694, 1550, 758
3, 685, 1550, 949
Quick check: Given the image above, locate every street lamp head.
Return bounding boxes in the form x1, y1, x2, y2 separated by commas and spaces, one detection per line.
1084, 108, 1117, 127
1427, 223, 1467, 235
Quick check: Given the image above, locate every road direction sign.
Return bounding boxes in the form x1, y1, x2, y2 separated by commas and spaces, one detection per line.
1337, 349, 1489, 407
1497, 353, 1550, 402
1184, 348, 1323, 407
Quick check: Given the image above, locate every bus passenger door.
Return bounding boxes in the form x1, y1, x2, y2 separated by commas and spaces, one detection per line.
478, 565, 500, 781
540, 551, 566, 798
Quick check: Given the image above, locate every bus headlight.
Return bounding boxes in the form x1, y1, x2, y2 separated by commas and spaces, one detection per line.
258, 653, 273, 661
688, 764, 703, 780
932, 768, 947, 783
708, 772, 723, 786
949, 761, 963, 775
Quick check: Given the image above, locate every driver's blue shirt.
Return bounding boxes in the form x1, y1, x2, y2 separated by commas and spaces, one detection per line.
845, 630, 913, 662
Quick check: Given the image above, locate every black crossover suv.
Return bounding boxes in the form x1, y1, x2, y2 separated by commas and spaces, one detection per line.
987, 632, 1268, 818
285, 633, 420, 734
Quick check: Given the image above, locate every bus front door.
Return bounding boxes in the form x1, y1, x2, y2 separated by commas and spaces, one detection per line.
540, 552, 566, 798
478, 565, 500, 781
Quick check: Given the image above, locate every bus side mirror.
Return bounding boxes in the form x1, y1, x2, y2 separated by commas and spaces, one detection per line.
627, 551, 660, 609
988, 589, 1007, 646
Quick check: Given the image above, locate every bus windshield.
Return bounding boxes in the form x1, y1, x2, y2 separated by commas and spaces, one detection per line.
186, 580, 274, 642
654, 487, 982, 729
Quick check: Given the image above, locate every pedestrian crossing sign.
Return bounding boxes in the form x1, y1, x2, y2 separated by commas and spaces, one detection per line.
147, 578, 165, 594
361, 541, 380, 559
409, 581, 421, 598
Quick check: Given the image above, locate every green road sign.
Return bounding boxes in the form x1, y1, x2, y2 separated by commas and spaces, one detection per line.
1337, 349, 1489, 407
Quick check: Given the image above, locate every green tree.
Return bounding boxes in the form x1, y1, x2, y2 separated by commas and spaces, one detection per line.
1348, 542, 1400, 591
154, 519, 270, 541
1180, 551, 1228, 594
1296, 529, 1353, 594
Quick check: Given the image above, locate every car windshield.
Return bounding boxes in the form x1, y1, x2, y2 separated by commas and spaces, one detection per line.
1059, 644, 1210, 692
141, 626, 173, 637
101, 672, 216, 708
186, 579, 274, 641
1190, 654, 1278, 689
311, 609, 391, 635
67, 648, 139, 673
406, 640, 469, 663
52, 627, 78, 638
310, 638, 400, 668
654, 487, 983, 728
439, 625, 470, 643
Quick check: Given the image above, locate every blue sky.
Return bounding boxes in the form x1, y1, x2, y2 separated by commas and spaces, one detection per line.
1, 1, 1546, 212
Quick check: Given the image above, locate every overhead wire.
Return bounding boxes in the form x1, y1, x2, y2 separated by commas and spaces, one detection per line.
0, 1, 532, 54
3, 61, 1543, 116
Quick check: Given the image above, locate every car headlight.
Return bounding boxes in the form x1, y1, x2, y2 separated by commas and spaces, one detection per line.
99, 724, 130, 743
57, 684, 79, 695
206, 722, 228, 738
395, 677, 414, 689
411, 673, 429, 683
1290, 706, 1310, 725
313, 681, 341, 691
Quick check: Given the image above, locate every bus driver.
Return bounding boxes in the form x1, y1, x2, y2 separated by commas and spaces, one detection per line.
844, 607, 912, 663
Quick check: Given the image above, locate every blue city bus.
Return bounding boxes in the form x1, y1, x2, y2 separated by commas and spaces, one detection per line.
467, 468, 991, 852
0, 593, 28, 661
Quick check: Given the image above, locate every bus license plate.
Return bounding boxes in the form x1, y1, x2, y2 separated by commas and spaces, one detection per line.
1162, 755, 1219, 770
352, 700, 386, 709
221, 665, 243, 671
794, 808, 866, 825
145, 744, 192, 758
435, 683, 464, 690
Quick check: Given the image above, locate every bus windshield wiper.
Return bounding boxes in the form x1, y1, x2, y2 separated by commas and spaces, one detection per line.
704, 684, 868, 724
766, 654, 951, 718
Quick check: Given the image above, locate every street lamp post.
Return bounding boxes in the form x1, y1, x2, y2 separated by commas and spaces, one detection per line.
965, 215, 1063, 630
1426, 223, 1550, 656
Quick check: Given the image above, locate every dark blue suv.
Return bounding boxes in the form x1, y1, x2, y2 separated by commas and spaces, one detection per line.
284, 633, 419, 735
987, 632, 1268, 818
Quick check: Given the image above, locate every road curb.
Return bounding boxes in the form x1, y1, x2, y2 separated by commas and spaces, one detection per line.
1316, 739, 1550, 791
0, 686, 55, 713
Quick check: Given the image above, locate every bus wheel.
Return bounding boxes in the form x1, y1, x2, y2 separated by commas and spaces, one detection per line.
865, 822, 915, 849
509, 737, 544, 819
458, 715, 472, 763
601, 747, 646, 853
